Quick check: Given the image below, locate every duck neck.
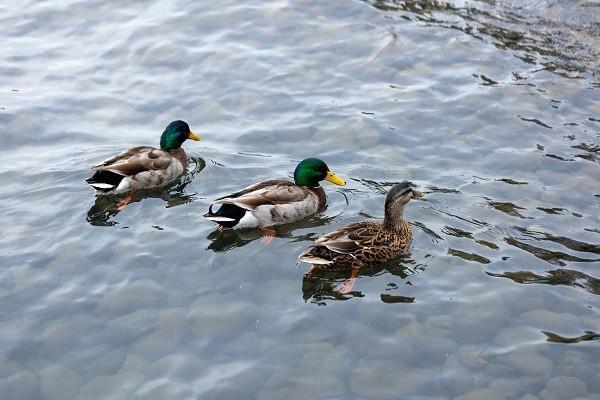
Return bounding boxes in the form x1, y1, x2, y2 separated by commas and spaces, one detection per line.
383, 204, 406, 232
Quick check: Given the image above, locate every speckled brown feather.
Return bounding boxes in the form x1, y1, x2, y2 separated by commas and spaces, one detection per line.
300, 220, 413, 270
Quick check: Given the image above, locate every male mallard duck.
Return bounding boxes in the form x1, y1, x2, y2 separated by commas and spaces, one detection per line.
85, 120, 200, 208
298, 182, 423, 291
204, 158, 345, 235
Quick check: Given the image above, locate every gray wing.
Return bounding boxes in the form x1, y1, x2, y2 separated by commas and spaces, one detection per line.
92, 146, 173, 176
314, 221, 383, 254
215, 180, 313, 210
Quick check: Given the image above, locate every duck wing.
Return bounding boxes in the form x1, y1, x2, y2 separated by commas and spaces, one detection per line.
92, 146, 173, 177
214, 180, 312, 210
313, 221, 383, 254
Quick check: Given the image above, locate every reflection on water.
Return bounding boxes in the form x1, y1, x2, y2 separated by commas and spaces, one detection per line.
515, 226, 600, 255
367, 0, 600, 81
380, 293, 415, 303
448, 247, 491, 264
2, 0, 599, 398
302, 256, 424, 304
487, 268, 600, 295
205, 228, 263, 252
505, 237, 600, 266
412, 220, 444, 243
487, 200, 530, 219
86, 158, 205, 226
205, 213, 338, 252
572, 141, 600, 163
542, 330, 600, 344
302, 274, 365, 303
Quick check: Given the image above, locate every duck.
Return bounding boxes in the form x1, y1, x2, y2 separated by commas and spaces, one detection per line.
85, 120, 200, 208
298, 182, 423, 292
204, 158, 345, 237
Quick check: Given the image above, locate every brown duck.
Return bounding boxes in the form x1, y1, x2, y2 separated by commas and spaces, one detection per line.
298, 182, 423, 292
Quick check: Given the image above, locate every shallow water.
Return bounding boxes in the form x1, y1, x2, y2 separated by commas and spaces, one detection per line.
1, 0, 599, 399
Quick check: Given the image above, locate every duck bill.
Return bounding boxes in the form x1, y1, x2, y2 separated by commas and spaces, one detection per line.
325, 171, 345, 186
413, 191, 425, 199
188, 131, 200, 141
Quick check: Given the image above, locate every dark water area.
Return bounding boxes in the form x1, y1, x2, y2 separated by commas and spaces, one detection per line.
1, 0, 599, 399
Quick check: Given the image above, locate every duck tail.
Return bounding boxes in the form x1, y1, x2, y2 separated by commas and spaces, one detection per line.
85, 170, 124, 192
298, 248, 334, 265
203, 203, 245, 228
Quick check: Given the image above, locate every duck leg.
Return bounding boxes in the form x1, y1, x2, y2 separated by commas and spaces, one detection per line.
116, 189, 135, 210
260, 226, 277, 245
336, 268, 359, 294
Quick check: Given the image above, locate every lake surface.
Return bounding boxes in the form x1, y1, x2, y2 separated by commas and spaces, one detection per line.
1, 0, 599, 399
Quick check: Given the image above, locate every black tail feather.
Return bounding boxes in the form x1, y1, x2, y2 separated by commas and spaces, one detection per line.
85, 170, 125, 192
204, 203, 246, 228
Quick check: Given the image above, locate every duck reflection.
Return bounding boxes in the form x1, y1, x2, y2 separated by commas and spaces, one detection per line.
302, 255, 422, 305
86, 157, 205, 226
205, 213, 337, 252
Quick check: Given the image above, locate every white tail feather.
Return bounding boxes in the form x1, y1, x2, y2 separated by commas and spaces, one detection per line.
298, 254, 334, 265
90, 183, 116, 189
205, 216, 236, 222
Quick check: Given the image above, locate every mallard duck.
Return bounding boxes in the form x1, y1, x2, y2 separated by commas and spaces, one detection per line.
204, 158, 345, 234
85, 120, 199, 208
298, 182, 423, 284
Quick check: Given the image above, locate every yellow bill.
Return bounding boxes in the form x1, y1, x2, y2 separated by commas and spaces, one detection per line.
188, 131, 200, 141
325, 171, 345, 186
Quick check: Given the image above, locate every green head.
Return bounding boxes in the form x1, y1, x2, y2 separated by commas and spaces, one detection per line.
159, 120, 200, 151
293, 158, 346, 187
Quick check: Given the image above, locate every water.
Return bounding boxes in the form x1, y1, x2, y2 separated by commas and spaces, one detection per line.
1, 0, 599, 399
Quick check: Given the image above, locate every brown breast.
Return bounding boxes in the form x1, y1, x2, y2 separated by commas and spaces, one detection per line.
169, 148, 188, 169
308, 186, 326, 209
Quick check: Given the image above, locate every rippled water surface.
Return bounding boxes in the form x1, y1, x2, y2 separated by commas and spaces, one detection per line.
1, 0, 599, 399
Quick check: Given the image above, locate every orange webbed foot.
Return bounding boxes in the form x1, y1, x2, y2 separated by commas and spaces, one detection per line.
335, 268, 359, 294
260, 227, 277, 245
116, 190, 135, 210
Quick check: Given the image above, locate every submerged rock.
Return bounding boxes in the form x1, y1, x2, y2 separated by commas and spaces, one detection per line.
350, 358, 433, 399
40, 364, 83, 400
0, 370, 39, 400
539, 376, 587, 400
455, 388, 507, 400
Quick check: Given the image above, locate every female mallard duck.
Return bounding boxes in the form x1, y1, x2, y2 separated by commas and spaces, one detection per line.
85, 120, 200, 208
298, 182, 423, 291
204, 158, 345, 234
